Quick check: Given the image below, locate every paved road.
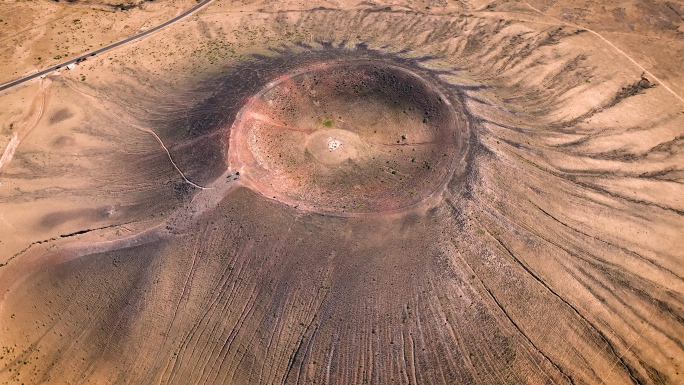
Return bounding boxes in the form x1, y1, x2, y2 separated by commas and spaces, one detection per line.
0, 0, 213, 93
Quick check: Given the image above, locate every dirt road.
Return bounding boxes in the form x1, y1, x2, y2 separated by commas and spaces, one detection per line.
0, 78, 51, 180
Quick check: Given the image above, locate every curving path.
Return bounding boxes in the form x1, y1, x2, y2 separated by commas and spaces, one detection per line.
524, 1, 684, 106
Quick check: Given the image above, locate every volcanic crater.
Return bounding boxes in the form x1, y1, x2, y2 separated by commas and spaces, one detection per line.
228, 61, 467, 214
2, 2, 684, 384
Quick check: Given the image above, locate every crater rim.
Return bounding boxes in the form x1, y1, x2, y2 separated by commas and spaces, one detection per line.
227, 59, 469, 216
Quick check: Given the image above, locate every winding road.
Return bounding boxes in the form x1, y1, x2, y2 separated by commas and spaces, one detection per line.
0, 0, 214, 93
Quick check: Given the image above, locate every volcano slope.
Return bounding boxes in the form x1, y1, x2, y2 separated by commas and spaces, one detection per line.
0, 1, 683, 384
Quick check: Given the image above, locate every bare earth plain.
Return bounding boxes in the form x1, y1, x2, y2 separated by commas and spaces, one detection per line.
0, 0, 683, 384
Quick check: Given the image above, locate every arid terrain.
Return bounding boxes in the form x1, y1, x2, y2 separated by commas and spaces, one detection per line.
0, 0, 683, 384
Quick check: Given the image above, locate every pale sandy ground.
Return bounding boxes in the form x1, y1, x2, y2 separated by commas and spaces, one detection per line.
0, 0, 683, 384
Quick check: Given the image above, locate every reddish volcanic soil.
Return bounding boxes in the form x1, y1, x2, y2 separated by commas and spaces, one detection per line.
228, 61, 467, 215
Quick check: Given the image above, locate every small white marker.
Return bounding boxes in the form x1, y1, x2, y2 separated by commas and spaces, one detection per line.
328, 138, 340, 150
